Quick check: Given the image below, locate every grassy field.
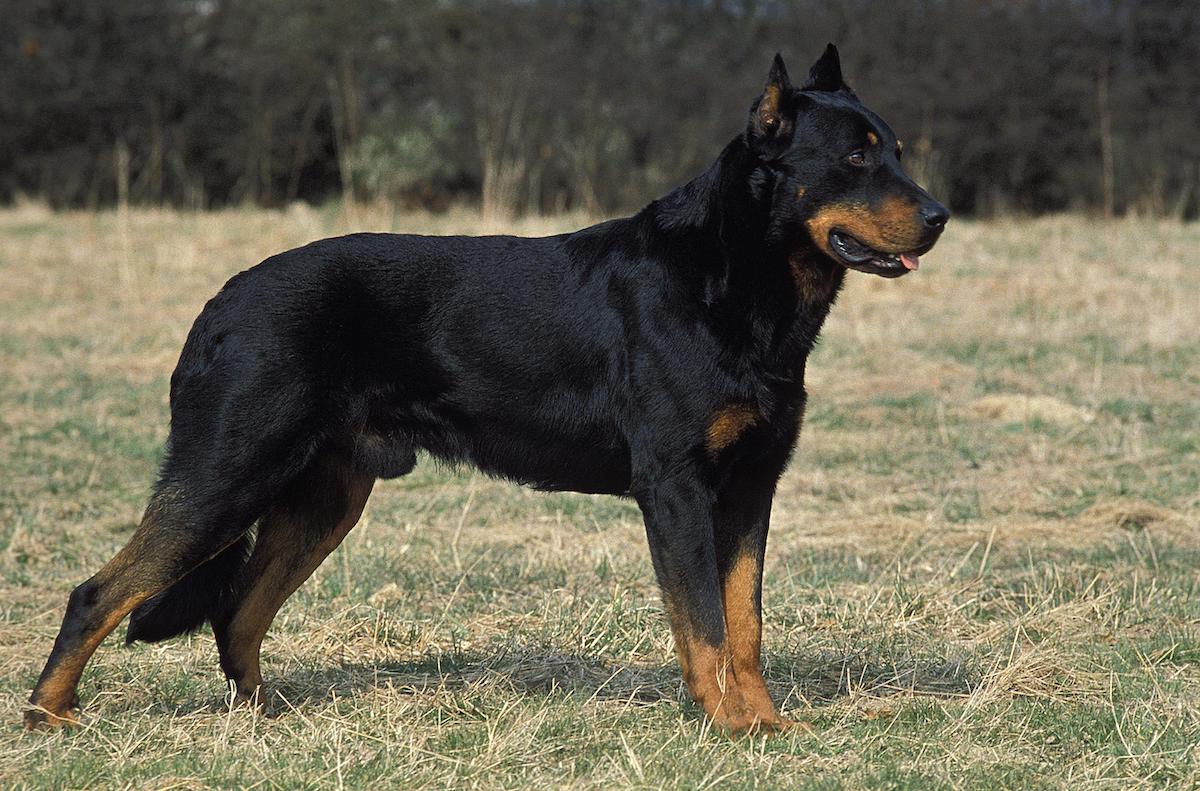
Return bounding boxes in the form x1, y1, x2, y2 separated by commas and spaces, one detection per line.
0, 204, 1197, 789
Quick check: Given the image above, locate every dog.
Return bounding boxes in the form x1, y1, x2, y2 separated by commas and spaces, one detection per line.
26, 45, 947, 734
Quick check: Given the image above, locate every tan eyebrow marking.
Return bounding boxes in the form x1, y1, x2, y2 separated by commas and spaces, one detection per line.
866, 131, 879, 145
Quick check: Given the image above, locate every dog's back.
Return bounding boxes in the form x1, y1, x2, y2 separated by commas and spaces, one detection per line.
175, 228, 645, 490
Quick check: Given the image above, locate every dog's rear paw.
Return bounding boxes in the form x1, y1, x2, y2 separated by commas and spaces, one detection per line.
23, 697, 81, 731
226, 683, 266, 711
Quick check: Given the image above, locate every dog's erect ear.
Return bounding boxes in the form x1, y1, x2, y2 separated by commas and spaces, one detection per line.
803, 43, 853, 95
764, 52, 792, 96
749, 53, 793, 144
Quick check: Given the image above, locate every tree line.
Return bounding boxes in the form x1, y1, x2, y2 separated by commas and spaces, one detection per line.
3, 0, 1197, 219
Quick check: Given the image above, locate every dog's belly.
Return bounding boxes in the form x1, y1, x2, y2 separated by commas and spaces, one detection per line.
449, 413, 632, 495
473, 428, 632, 495
362, 395, 632, 496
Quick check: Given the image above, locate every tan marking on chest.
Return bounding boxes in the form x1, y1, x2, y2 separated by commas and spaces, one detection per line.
706, 404, 758, 455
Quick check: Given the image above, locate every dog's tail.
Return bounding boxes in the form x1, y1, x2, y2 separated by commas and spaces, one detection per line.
125, 530, 254, 644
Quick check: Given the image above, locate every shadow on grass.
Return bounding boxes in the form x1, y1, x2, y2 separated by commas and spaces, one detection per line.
768, 650, 976, 705
150, 646, 976, 719
265, 649, 681, 712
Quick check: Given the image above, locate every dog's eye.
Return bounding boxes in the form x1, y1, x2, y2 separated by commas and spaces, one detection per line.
847, 151, 867, 166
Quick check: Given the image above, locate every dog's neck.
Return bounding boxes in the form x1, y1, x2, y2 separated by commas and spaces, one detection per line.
649, 138, 763, 246
645, 138, 845, 365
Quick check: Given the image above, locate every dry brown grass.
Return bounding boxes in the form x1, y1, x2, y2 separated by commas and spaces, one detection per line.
0, 205, 1197, 788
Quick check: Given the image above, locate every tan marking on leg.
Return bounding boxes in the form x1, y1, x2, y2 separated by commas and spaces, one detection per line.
27, 490, 252, 729
25, 494, 194, 728
26, 595, 143, 726
219, 473, 373, 702
665, 599, 692, 682
705, 404, 757, 456
721, 549, 778, 719
662, 587, 784, 735
664, 595, 737, 720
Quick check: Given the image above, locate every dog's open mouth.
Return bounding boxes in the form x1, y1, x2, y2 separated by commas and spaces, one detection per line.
829, 231, 930, 278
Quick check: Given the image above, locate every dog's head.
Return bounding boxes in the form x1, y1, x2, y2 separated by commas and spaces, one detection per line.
748, 45, 948, 277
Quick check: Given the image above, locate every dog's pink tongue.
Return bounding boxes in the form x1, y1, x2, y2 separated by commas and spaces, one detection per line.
901, 254, 920, 271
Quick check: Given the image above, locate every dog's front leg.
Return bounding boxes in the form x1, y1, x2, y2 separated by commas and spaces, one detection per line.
714, 479, 795, 730
637, 474, 783, 734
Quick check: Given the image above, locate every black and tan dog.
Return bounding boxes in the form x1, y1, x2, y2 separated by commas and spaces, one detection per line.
26, 45, 947, 734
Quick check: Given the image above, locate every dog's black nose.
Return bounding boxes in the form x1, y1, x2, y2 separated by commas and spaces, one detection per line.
921, 203, 950, 229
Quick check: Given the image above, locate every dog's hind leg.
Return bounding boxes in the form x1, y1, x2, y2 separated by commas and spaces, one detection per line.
210, 451, 374, 704
26, 373, 327, 729
23, 483, 269, 729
